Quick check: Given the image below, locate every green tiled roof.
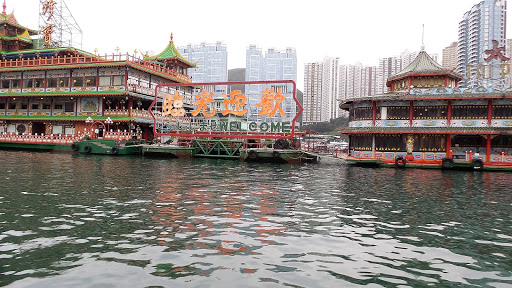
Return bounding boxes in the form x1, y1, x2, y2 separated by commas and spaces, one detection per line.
0, 12, 38, 34
389, 51, 462, 80
0, 47, 96, 57
144, 39, 196, 68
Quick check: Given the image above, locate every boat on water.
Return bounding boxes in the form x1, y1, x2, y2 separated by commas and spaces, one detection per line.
0, 2, 196, 152
339, 49, 512, 172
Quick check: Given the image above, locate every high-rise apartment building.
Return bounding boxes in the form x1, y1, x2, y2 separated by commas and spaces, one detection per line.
245, 45, 297, 124
457, 0, 507, 87
376, 56, 402, 95
339, 63, 377, 101
442, 42, 458, 70
303, 62, 327, 125
178, 42, 228, 93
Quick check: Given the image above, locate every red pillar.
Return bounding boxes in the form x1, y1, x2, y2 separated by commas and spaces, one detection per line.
444, 76, 448, 87
447, 100, 452, 125
446, 134, 451, 158
409, 101, 413, 126
372, 101, 376, 126
486, 134, 491, 162
408, 77, 412, 92
487, 99, 492, 125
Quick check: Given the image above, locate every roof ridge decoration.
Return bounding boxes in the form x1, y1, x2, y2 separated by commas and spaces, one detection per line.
391, 51, 453, 79
143, 34, 197, 68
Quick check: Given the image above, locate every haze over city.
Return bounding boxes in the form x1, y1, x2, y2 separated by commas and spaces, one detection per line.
10, 0, 512, 89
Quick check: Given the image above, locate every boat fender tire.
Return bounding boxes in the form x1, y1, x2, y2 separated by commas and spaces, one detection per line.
272, 151, 280, 158
441, 158, 454, 169
84, 146, 92, 154
395, 156, 406, 168
275, 139, 289, 150
471, 158, 484, 171
111, 147, 119, 155
248, 150, 258, 160
71, 143, 79, 151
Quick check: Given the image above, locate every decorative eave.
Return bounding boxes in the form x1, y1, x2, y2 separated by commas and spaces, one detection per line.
0, 47, 97, 58
0, 19, 38, 35
340, 87, 512, 104
339, 126, 512, 135
143, 35, 197, 68
386, 51, 463, 86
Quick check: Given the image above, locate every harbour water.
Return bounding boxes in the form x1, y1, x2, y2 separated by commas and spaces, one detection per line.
0, 151, 511, 287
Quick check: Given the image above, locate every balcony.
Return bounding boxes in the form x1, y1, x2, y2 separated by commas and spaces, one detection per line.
0, 53, 192, 84
0, 132, 78, 144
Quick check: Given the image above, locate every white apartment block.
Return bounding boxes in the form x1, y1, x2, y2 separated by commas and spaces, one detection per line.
457, 0, 507, 87
178, 42, 228, 94
245, 45, 297, 124
303, 62, 327, 125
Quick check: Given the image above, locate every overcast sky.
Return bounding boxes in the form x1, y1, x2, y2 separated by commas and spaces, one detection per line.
9, 0, 512, 89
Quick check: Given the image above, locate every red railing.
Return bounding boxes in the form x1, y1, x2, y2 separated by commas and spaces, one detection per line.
0, 53, 192, 83
0, 133, 79, 145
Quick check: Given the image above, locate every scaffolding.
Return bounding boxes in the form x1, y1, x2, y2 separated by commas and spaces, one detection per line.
37, 0, 82, 49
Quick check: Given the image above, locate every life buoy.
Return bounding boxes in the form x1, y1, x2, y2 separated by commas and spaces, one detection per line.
395, 156, 406, 167
441, 158, 454, 169
275, 139, 289, 150
84, 146, 92, 154
248, 150, 258, 160
71, 143, 79, 151
111, 147, 119, 155
272, 150, 280, 158
471, 158, 484, 171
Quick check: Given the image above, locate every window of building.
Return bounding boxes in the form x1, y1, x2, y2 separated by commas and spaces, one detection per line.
23, 78, 45, 88
43, 103, 51, 109
48, 77, 69, 88
452, 105, 487, 119
8, 103, 16, 110
64, 102, 74, 112
413, 106, 447, 119
31, 104, 39, 110
0, 103, 5, 109
21, 104, 27, 110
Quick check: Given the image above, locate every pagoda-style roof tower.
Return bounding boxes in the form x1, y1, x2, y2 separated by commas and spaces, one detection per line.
144, 34, 197, 70
386, 50, 463, 92
0, 1, 38, 52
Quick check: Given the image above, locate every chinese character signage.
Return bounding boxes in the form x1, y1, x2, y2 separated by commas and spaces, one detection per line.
465, 39, 511, 87
150, 80, 301, 139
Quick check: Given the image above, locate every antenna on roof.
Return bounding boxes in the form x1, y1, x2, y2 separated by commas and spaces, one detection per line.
421, 24, 425, 51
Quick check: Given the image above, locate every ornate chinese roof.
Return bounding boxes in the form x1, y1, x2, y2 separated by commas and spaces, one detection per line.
0, 3, 38, 35
144, 35, 196, 68
386, 51, 462, 85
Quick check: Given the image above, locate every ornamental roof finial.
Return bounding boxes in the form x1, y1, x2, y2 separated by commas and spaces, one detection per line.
2, 0, 6, 15
170, 33, 173, 41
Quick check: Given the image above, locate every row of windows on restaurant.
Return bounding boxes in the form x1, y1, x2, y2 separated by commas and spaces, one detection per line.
1, 75, 125, 89
349, 135, 512, 151
0, 102, 75, 112
350, 105, 512, 120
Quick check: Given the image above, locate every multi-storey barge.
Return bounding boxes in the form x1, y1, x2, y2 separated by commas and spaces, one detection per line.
0, 4, 196, 152
340, 50, 512, 171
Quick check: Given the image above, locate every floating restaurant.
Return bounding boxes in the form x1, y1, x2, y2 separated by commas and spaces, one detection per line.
0, 1, 198, 152
0, 1, 316, 163
340, 49, 512, 171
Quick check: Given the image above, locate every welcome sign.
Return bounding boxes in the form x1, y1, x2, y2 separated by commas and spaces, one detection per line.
149, 80, 301, 139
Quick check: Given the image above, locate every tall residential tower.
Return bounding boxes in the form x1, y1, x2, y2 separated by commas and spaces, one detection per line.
457, 0, 507, 87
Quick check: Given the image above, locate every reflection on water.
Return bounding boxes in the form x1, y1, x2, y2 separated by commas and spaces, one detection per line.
0, 151, 511, 287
